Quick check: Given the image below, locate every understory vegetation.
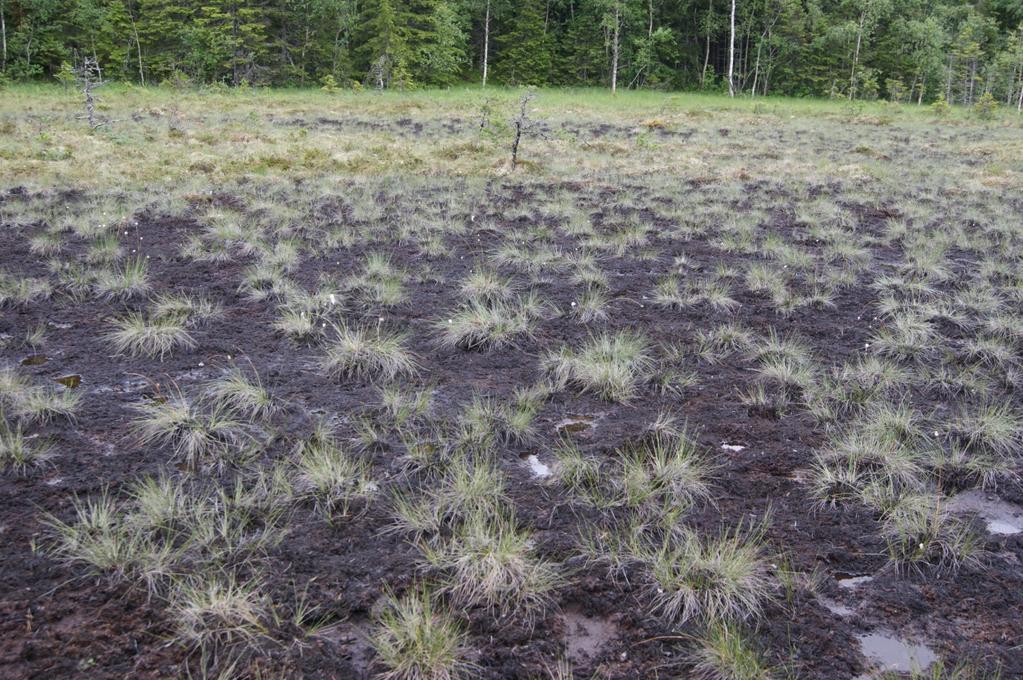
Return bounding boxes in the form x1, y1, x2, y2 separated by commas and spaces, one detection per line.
0, 87, 1020, 678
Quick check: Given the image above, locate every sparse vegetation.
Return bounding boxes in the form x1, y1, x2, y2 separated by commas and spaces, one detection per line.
2, 88, 1021, 679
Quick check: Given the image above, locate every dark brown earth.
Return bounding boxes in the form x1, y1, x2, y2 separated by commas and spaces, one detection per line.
1, 179, 1020, 679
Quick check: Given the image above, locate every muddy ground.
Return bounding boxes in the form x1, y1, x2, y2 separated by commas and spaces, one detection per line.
1, 114, 1022, 680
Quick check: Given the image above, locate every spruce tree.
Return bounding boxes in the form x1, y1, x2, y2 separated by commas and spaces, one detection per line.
494, 0, 550, 85
354, 0, 409, 87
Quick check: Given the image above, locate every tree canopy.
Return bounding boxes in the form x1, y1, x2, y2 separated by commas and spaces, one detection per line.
1, 0, 1021, 104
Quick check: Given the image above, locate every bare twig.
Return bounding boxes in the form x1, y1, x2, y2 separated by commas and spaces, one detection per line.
511, 89, 543, 167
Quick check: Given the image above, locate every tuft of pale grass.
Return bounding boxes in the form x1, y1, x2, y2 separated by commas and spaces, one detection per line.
0, 416, 54, 474
638, 521, 774, 625
106, 312, 196, 359
615, 432, 715, 517
132, 395, 249, 470
543, 331, 652, 402
93, 256, 151, 300
321, 321, 418, 382
370, 587, 475, 680
151, 292, 223, 326
423, 510, 561, 620
292, 427, 377, 521
881, 494, 985, 576
205, 366, 277, 421
690, 622, 774, 680
169, 572, 267, 652
437, 294, 543, 351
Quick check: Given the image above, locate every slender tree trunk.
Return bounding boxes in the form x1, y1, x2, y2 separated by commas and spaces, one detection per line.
751, 32, 764, 97
745, 30, 752, 86
727, 0, 736, 97
482, 0, 490, 87
0, 0, 7, 73
849, 10, 864, 99
968, 59, 976, 104
918, 74, 924, 105
301, 25, 310, 86
701, 0, 712, 87
610, 1, 620, 94
945, 54, 953, 102
231, 0, 240, 85
648, 0, 653, 37
1018, 67, 1023, 112
1018, 38, 1023, 112
128, 10, 145, 86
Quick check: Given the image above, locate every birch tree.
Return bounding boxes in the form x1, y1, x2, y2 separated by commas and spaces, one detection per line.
482, 0, 490, 86
728, 0, 736, 96
601, 0, 623, 93
1, 0, 7, 73
847, 0, 889, 99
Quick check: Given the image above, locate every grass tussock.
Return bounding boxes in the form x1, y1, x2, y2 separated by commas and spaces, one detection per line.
543, 331, 653, 402
322, 322, 418, 382
370, 588, 474, 680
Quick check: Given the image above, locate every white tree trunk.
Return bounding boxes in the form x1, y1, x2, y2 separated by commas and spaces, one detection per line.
849, 11, 864, 99
482, 0, 490, 87
751, 33, 763, 97
701, 0, 712, 87
727, 0, 736, 96
611, 1, 620, 94
0, 0, 7, 73
1018, 38, 1023, 112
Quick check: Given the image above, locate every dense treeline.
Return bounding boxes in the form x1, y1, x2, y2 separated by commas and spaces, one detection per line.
1, 0, 1022, 105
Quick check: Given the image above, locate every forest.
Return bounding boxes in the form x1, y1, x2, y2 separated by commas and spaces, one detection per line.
1, 0, 1023, 106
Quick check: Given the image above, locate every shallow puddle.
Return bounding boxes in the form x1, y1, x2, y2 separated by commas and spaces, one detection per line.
948, 490, 1023, 535
857, 630, 937, 673
560, 607, 618, 662
554, 415, 596, 435
55, 374, 81, 389
820, 598, 855, 617
837, 574, 874, 589
21, 354, 48, 366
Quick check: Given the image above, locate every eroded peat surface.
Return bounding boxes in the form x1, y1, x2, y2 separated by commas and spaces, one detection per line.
1, 89, 1022, 679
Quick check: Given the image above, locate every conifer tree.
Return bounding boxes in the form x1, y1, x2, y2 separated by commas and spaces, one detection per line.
493, 0, 550, 85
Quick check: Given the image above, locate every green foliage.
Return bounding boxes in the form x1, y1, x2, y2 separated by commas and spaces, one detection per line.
493, 0, 551, 85
55, 61, 76, 91
885, 78, 907, 103
0, 0, 1021, 100
930, 95, 952, 117
973, 91, 999, 119
320, 74, 341, 92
